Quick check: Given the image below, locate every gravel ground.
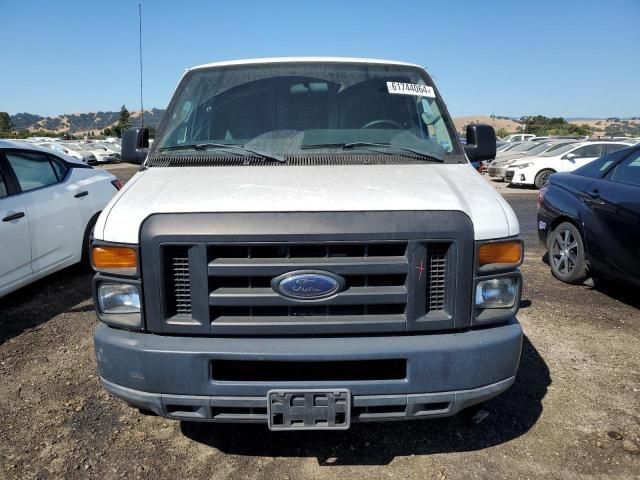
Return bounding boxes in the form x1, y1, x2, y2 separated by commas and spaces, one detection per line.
0, 165, 638, 480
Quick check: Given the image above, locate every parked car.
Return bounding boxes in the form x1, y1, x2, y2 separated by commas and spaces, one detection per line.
62, 142, 99, 165
505, 141, 633, 189
0, 140, 121, 297
488, 140, 577, 180
502, 134, 535, 142
82, 144, 118, 164
537, 145, 640, 287
92, 57, 523, 429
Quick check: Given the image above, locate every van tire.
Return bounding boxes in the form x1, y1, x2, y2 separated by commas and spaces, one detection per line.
548, 221, 587, 284
534, 169, 555, 189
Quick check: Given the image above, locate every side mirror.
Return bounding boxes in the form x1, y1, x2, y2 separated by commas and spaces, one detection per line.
121, 127, 149, 164
464, 124, 496, 161
564, 153, 576, 161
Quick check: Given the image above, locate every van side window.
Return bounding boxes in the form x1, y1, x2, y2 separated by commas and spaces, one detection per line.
6, 152, 59, 192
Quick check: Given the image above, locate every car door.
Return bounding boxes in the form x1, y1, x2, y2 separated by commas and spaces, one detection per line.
582, 149, 640, 283
562, 144, 603, 172
0, 155, 32, 294
5, 150, 84, 274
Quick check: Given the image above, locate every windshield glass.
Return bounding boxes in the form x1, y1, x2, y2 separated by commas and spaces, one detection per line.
542, 143, 577, 156
153, 62, 463, 163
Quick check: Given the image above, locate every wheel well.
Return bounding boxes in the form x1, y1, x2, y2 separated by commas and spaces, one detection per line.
537, 168, 556, 177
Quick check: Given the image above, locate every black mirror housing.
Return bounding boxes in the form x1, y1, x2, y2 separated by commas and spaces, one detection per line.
464, 124, 497, 162
121, 128, 150, 164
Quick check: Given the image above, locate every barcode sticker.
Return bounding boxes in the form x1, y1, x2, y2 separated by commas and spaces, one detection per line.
386, 82, 436, 98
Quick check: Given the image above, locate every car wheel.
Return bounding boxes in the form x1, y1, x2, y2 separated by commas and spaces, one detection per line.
534, 169, 555, 189
80, 213, 100, 270
548, 221, 587, 284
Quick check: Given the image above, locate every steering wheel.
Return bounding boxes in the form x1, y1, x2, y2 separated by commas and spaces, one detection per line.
361, 119, 403, 129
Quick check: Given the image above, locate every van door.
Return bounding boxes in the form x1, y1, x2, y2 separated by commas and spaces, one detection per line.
5, 151, 84, 274
0, 157, 32, 294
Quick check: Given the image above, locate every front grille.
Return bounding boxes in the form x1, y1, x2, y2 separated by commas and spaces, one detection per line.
142, 211, 473, 335
208, 242, 410, 332
505, 170, 514, 181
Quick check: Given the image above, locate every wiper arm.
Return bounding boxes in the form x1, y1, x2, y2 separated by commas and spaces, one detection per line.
302, 142, 444, 163
158, 143, 285, 163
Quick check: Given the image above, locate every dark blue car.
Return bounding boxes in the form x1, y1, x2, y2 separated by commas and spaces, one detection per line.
537, 145, 640, 287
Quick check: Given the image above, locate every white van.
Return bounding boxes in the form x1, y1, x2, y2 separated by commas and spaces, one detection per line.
91, 58, 524, 430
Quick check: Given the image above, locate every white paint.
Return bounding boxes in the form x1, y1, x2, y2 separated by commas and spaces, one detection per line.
95, 163, 520, 244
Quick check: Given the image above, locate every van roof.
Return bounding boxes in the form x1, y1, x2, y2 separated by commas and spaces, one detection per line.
189, 57, 423, 71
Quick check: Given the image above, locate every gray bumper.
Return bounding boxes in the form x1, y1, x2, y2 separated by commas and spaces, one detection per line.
95, 320, 522, 422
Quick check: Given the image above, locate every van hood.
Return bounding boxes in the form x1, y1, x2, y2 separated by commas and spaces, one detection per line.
95, 163, 519, 243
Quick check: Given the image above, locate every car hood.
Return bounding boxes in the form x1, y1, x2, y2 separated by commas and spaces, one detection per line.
95, 163, 519, 243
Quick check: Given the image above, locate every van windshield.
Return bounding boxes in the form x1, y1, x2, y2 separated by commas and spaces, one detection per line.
152, 62, 463, 163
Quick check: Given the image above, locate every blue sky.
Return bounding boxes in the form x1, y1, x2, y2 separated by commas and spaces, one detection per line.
1, 0, 638, 118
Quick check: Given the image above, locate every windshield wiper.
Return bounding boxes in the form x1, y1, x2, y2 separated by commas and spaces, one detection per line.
301, 142, 444, 163
158, 143, 285, 163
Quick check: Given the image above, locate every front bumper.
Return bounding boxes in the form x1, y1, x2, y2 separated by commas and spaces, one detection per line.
95, 319, 523, 423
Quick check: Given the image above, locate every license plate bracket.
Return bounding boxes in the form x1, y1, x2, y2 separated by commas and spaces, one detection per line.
267, 389, 351, 431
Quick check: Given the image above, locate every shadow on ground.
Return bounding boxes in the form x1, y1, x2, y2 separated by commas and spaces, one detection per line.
181, 336, 549, 465
0, 266, 93, 345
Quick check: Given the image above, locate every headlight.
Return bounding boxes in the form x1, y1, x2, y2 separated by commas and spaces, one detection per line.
98, 283, 140, 314
515, 162, 533, 169
96, 283, 142, 329
475, 278, 518, 308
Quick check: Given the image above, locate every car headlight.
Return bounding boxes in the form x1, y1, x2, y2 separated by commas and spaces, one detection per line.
475, 278, 518, 308
515, 162, 533, 169
96, 283, 142, 328
98, 283, 140, 313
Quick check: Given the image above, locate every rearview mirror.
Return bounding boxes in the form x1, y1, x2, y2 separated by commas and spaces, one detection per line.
564, 153, 576, 161
464, 124, 496, 161
121, 128, 149, 164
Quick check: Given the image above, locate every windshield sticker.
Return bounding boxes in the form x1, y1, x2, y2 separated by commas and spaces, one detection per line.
387, 82, 435, 98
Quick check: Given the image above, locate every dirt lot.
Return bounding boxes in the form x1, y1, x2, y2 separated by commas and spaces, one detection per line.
1, 165, 639, 479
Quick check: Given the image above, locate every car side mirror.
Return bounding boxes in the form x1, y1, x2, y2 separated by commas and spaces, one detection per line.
121, 127, 149, 164
464, 124, 496, 161
564, 153, 576, 161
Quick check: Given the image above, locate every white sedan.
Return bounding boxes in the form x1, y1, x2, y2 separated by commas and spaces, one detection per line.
0, 140, 121, 297
505, 141, 633, 189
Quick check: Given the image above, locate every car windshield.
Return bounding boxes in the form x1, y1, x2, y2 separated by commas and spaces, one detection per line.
509, 142, 540, 152
152, 62, 463, 163
541, 143, 577, 156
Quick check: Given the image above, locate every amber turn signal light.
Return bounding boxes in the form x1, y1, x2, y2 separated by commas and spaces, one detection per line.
92, 246, 137, 273
478, 240, 523, 267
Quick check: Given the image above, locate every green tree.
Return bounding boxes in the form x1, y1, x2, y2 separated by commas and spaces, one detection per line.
495, 127, 511, 139
118, 105, 131, 131
0, 112, 13, 134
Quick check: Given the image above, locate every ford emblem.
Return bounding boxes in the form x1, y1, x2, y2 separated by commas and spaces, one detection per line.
273, 270, 344, 300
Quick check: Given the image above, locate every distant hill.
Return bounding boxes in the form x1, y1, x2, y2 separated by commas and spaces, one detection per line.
9, 109, 166, 134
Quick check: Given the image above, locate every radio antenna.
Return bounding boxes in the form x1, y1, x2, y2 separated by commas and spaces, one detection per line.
138, 3, 144, 132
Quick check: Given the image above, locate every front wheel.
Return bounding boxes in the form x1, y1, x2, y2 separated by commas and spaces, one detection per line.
548, 221, 587, 284
80, 213, 100, 270
534, 169, 555, 189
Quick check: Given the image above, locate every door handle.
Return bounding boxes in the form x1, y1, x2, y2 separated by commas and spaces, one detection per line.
2, 212, 25, 222
74, 190, 89, 198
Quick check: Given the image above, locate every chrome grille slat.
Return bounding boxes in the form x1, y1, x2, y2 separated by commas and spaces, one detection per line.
426, 245, 447, 312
